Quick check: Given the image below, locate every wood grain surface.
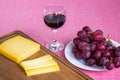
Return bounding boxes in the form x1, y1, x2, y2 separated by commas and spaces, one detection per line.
0, 30, 93, 80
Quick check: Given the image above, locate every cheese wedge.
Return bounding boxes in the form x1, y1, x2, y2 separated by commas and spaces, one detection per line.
25, 64, 60, 76
0, 36, 40, 63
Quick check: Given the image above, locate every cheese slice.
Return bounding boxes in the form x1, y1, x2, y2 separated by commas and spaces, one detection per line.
21, 60, 57, 70
0, 36, 40, 63
20, 55, 57, 70
20, 54, 53, 66
25, 64, 60, 76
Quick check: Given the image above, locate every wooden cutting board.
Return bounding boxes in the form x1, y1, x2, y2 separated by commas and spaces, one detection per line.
0, 30, 93, 80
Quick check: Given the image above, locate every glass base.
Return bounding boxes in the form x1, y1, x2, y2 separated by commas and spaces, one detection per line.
46, 40, 64, 52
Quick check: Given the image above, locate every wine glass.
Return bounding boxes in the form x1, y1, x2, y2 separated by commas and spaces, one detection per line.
43, 4, 66, 52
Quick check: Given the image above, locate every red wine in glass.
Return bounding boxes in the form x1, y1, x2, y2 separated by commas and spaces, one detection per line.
43, 4, 66, 52
44, 14, 66, 29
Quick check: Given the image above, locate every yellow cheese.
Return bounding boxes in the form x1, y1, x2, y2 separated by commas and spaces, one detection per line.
20, 55, 57, 70
21, 60, 57, 70
20, 55, 60, 76
0, 36, 40, 63
20, 54, 53, 66
25, 64, 60, 76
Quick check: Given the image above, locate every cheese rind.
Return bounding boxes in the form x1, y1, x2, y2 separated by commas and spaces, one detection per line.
0, 36, 40, 63
25, 64, 60, 76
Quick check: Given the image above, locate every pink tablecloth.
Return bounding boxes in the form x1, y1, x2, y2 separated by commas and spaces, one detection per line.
0, 0, 120, 80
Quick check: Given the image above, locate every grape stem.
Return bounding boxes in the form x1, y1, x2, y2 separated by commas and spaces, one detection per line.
106, 34, 110, 42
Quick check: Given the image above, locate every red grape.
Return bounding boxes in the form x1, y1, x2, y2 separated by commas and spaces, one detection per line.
103, 50, 111, 58
86, 58, 96, 66
93, 51, 102, 59
94, 29, 103, 35
105, 61, 114, 70
82, 51, 91, 59
117, 46, 120, 50
100, 57, 109, 66
97, 43, 106, 50
114, 61, 120, 68
115, 48, 120, 57
72, 45, 79, 54
91, 42, 97, 51
81, 44, 91, 51
82, 26, 92, 33
78, 41, 87, 49
93, 33, 103, 41
82, 35, 91, 43
74, 51, 82, 59
106, 44, 115, 51
73, 37, 81, 45
77, 30, 86, 38
114, 57, 120, 63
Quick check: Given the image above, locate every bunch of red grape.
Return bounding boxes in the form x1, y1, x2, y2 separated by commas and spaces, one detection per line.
72, 26, 120, 70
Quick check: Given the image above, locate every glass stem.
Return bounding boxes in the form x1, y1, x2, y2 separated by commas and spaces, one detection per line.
52, 29, 57, 42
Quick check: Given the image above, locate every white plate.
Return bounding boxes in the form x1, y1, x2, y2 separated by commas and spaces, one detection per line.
64, 40, 120, 71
